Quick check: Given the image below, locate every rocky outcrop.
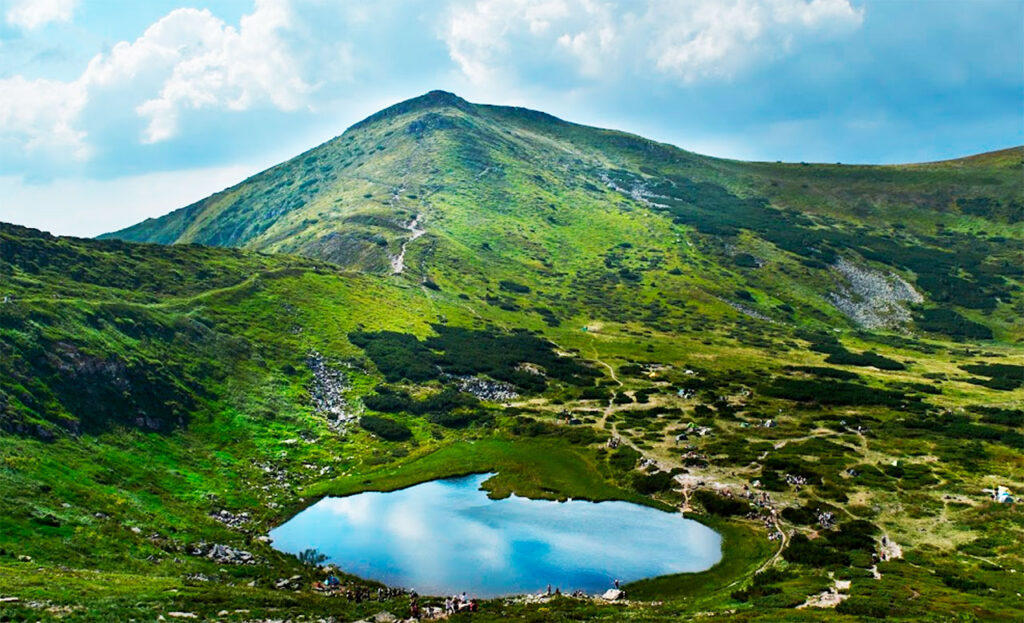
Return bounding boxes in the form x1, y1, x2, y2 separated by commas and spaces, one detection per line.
828, 258, 923, 330
307, 351, 358, 431
186, 542, 258, 565
451, 375, 519, 402
209, 509, 251, 530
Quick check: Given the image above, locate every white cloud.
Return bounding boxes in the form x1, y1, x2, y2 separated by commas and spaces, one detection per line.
127, 0, 313, 143
442, 0, 863, 85
646, 0, 864, 82
442, 0, 586, 83
5, 0, 78, 30
0, 75, 89, 160
0, 0, 316, 159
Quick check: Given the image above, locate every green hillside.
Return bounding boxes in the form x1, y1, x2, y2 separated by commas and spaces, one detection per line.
105, 91, 1024, 344
1, 92, 1022, 621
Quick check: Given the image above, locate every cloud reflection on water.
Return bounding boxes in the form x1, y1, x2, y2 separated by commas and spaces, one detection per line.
269, 474, 721, 597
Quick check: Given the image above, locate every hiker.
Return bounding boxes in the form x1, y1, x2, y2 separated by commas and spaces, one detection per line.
469, 598, 478, 612
547, 584, 552, 596
613, 578, 620, 589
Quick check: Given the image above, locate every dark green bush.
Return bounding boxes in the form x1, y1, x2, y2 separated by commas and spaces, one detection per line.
960, 363, 1024, 389
760, 378, 916, 408
608, 446, 641, 472
612, 392, 634, 405
734, 253, 760, 268
632, 471, 674, 494
969, 406, 1023, 427
350, 326, 599, 392
509, 417, 602, 445
730, 568, 790, 602
693, 490, 749, 517
786, 365, 860, 381
349, 331, 437, 382
826, 520, 878, 553
915, 308, 993, 340
427, 410, 492, 429
498, 280, 531, 294
783, 534, 850, 567
359, 415, 412, 441
825, 350, 905, 371
781, 506, 818, 525
580, 386, 612, 400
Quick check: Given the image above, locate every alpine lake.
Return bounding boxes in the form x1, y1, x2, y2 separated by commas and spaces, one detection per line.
269, 473, 722, 597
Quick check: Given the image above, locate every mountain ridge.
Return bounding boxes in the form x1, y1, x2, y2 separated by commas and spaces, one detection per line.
100, 91, 1023, 344
2, 91, 1023, 621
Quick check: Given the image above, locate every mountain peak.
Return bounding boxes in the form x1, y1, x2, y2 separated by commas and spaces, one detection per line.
414, 90, 469, 107
350, 90, 474, 131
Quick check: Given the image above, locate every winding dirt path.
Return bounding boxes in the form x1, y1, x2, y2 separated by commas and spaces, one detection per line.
588, 338, 623, 433
391, 213, 425, 274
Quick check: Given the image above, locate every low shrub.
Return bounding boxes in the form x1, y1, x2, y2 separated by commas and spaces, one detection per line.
359, 415, 412, 441
914, 308, 993, 340
693, 490, 749, 517
783, 534, 850, 567
632, 471, 675, 494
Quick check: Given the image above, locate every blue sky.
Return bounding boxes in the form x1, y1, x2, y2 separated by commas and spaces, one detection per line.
1, 0, 1021, 237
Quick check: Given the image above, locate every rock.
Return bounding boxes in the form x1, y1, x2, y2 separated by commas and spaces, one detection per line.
372, 612, 398, 623
17, 555, 31, 562
274, 575, 303, 590
209, 509, 251, 529
167, 613, 197, 619
601, 589, 624, 601
186, 541, 258, 565
827, 257, 922, 329
307, 351, 356, 431
447, 375, 519, 402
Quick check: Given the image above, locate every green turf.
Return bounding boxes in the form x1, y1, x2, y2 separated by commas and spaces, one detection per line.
2, 92, 1023, 621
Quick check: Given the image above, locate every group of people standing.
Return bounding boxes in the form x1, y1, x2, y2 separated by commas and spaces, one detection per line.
443, 592, 478, 614
407, 591, 479, 619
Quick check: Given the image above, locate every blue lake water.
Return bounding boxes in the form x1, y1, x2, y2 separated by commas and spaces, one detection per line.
268, 473, 722, 597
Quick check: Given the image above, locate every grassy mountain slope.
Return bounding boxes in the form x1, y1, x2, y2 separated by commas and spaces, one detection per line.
1, 92, 1022, 621
104, 91, 1024, 345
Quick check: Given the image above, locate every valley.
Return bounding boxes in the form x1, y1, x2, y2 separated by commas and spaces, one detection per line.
0, 91, 1022, 622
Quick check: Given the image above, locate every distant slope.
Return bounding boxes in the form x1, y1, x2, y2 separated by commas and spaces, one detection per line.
102, 91, 1024, 342
3, 159, 1024, 620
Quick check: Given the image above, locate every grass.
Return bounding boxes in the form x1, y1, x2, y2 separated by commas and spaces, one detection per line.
1, 93, 1023, 621
626, 517, 772, 602
307, 437, 660, 507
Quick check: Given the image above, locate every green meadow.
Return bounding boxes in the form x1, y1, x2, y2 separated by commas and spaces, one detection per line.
2, 92, 1022, 621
